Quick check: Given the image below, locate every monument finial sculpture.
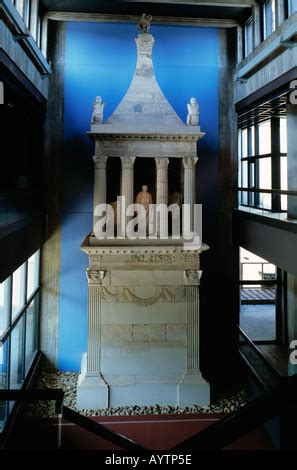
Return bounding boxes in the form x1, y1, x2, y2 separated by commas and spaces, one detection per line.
91, 96, 105, 125
137, 13, 152, 34
186, 97, 199, 126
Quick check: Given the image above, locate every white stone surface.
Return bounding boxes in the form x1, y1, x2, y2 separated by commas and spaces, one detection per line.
178, 371, 210, 407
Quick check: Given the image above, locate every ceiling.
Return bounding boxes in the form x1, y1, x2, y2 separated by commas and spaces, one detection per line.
40, 0, 253, 22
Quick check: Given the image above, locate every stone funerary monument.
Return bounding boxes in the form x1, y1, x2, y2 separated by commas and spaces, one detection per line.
77, 16, 210, 409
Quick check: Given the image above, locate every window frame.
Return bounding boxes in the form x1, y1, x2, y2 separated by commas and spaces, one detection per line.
238, 117, 287, 213
244, 16, 254, 58
0, 249, 41, 431
288, 0, 297, 16
263, 0, 276, 40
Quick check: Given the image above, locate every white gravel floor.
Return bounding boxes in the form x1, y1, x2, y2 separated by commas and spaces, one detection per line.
26, 371, 249, 418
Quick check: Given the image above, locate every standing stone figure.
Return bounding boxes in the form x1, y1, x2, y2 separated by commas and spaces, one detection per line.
91, 96, 105, 125
137, 13, 153, 34
135, 185, 153, 231
186, 97, 199, 126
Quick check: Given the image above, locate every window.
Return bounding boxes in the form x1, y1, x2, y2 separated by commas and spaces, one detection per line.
244, 17, 254, 58
12, 263, 26, 321
0, 278, 11, 336
263, 0, 276, 39
36, 16, 41, 49
0, 250, 40, 431
238, 116, 288, 213
0, 341, 8, 432
27, 251, 40, 299
280, 118, 288, 210
240, 248, 277, 342
288, 0, 297, 15
23, 0, 30, 28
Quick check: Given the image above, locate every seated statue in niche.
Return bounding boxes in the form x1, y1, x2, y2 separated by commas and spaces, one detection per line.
169, 192, 183, 207
137, 13, 153, 34
91, 96, 105, 124
186, 97, 199, 126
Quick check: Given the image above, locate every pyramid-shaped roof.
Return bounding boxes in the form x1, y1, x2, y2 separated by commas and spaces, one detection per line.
89, 33, 203, 138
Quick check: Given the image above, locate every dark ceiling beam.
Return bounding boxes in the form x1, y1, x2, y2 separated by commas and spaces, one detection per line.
44, 12, 239, 28
118, 0, 255, 7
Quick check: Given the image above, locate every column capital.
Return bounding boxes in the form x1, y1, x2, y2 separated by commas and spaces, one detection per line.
182, 157, 198, 170
93, 156, 108, 169
86, 269, 105, 285
155, 157, 169, 170
121, 156, 136, 169
184, 270, 202, 286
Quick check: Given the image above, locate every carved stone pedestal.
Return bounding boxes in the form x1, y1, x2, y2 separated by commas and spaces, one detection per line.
76, 237, 210, 409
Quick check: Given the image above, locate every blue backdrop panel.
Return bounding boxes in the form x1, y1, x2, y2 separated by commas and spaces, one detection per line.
59, 21, 218, 371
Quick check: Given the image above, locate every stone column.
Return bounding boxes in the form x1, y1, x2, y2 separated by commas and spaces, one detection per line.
77, 269, 109, 409
93, 156, 107, 233
120, 157, 135, 237
155, 157, 169, 237
178, 270, 210, 406
182, 157, 198, 236
287, 103, 297, 219
86, 270, 105, 373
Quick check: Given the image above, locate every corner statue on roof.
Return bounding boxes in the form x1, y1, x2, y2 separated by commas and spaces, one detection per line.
137, 13, 153, 34
187, 97, 199, 126
91, 96, 104, 124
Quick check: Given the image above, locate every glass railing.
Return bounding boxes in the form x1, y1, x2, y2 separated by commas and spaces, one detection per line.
236, 188, 297, 221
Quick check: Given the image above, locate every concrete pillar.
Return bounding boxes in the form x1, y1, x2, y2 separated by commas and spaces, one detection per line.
41, 17, 48, 58
77, 269, 109, 409
29, 0, 39, 41
155, 157, 169, 238
120, 157, 135, 237
287, 103, 297, 219
178, 270, 210, 406
93, 156, 107, 232
182, 157, 198, 236
253, 4, 262, 48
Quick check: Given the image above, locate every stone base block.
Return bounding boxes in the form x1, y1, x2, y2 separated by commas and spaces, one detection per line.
76, 353, 109, 409
77, 374, 109, 410
178, 371, 210, 406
